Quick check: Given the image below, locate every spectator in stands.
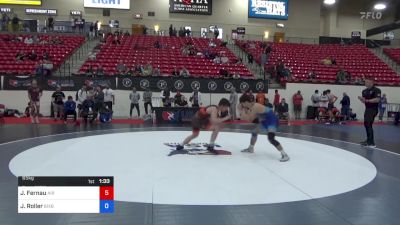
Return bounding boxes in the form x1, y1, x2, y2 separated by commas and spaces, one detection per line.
190, 90, 202, 107
340, 92, 351, 120
34, 62, 44, 76
178, 27, 185, 37
134, 64, 144, 76
232, 72, 241, 79
50, 36, 63, 45
1, 13, 9, 32
112, 35, 121, 45
213, 56, 221, 64
172, 67, 179, 77
152, 66, 161, 76
103, 84, 115, 111
47, 16, 54, 32
24, 36, 33, 44
276, 98, 289, 120
331, 57, 337, 65
208, 40, 217, 48
256, 91, 266, 105
143, 62, 153, 76
234, 58, 243, 65
93, 85, 104, 117
185, 28, 191, 37
32, 35, 39, 44
11, 14, 19, 32
273, 89, 280, 111
143, 89, 153, 115
96, 65, 105, 76
154, 39, 161, 49
124, 30, 130, 36
292, 90, 303, 120
161, 88, 171, 107
89, 23, 95, 40
51, 86, 65, 121
94, 20, 99, 37
86, 65, 95, 77
116, 60, 127, 75
336, 69, 348, 84
15, 51, 25, 61
174, 91, 188, 107
213, 26, 219, 39
378, 93, 387, 122
229, 88, 238, 120
321, 57, 332, 65
311, 90, 320, 120
308, 70, 316, 81
64, 96, 77, 123
180, 67, 190, 77
354, 75, 364, 85
220, 68, 229, 78
28, 50, 37, 61
247, 53, 254, 66
282, 66, 292, 81
169, 24, 174, 36
276, 59, 285, 79
42, 50, 50, 61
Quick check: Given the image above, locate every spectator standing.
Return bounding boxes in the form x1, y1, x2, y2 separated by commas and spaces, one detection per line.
94, 20, 99, 37
1, 13, 9, 32
51, 86, 65, 121
273, 90, 280, 112
174, 91, 188, 107
340, 92, 351, 120
47, 16, 54, 32
213, 26, 219, 39
292, 90, 303, 120
89, 23, 95, 40
327, 89, 338, 120
190, 90, 202, 107
103, 84, 115, 111
76, 84, 88, 116
358, 77, 381, 147
319, 91, 329, 109
129, 87, 141, 118
171, 67, 179, 77
11, 14, 19, 32
161, 88, 171, 107
378, 93, 387, 122
311, 90, 320, 120
81, 94, 96, 124
64, 96, 77, 123
143, 89, 153, 115
93, 85, 104, 118
229, 88, 238, 120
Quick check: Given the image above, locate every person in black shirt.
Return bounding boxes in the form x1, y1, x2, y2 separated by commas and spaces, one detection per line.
51, 86, 65, 120
358, 77, 381, 147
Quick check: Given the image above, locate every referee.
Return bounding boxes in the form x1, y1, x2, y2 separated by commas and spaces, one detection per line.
358, 77, 381, 147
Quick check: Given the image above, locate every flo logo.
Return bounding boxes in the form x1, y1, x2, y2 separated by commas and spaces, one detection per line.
208, 81, 217, 91
122, 78, 132, 88
174, 80, 184, 90
157, 80, 168, 90
240, 82, 250, 92
164, 143, 231, 156
140, 79, 150, 89
224, 82, 233, 91
255, 81, 265, 91
191, 81, 200, 91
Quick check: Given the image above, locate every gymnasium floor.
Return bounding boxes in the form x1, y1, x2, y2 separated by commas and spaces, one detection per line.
0, 122, 399, 225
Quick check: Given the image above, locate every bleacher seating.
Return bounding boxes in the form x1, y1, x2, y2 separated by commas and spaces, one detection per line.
0, 34, 85, 75
383, 48, 400, 65
236, 40, 400, 86
79, 36, 253, 78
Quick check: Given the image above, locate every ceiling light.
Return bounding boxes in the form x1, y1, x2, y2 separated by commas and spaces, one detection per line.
374, 3, 386, 10
323, 0, 336, 5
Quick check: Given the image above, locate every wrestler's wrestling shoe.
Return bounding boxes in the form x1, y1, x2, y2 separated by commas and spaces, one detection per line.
176, 145, 184, 151
241, 147, 254, 153
280, 154, 290, 162
206, 145, 218, 154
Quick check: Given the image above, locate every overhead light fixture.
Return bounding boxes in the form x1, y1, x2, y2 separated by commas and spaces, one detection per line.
276, 23, 284, 28
323, 0, 335, 5
154, 25, 160, 32
374, 3, 386, 10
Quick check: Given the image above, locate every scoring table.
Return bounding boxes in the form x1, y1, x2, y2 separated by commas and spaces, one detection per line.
18, 176, 114, 213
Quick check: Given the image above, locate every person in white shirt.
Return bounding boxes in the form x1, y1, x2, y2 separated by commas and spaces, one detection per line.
311, 90, 320, 120
103, 84, 115, 111
77, 84, 88, 116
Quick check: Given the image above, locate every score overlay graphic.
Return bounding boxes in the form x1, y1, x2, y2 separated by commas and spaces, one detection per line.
18, 176, 114, 213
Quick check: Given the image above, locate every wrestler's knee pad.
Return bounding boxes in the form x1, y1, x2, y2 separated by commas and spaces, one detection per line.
268, 132, 280, 147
